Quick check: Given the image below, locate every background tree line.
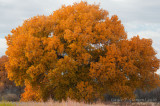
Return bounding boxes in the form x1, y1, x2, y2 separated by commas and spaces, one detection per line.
0, 55, 23, 101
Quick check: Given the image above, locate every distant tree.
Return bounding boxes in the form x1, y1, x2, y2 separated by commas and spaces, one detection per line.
5, 1, 160, 102
135, 87, 160, 102
0, 55, 9, 93
0, 55, 23, 101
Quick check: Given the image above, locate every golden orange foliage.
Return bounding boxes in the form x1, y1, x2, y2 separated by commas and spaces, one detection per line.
5, 1, 160, 102
21, 82, 41, 102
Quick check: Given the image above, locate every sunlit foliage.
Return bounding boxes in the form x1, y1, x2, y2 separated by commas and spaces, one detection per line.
5, 1, 160, 102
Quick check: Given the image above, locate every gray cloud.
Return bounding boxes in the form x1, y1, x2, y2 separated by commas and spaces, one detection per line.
0, 48, 6, 57
97, 0, 160, 24
0, 0, 61, 37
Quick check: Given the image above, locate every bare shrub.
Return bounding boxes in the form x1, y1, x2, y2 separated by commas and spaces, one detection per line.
2, 94, 19, 101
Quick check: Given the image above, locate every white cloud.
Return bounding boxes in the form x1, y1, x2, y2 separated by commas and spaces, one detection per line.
0, 48, 6, 56
0, 38, 7, 56
58, 0, 82, 5
0, 38, 7, 48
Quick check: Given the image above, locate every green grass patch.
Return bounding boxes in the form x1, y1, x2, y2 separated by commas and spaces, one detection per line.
0, 102, 15, 106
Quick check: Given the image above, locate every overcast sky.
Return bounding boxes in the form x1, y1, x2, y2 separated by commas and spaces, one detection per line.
0, 0, 160, 73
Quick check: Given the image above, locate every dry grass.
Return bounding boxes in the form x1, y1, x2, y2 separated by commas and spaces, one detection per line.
0, 100, 160, 106
1, 100, 106, 106
15, 100, 107, 106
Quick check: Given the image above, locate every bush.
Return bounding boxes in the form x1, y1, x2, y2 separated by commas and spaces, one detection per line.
1, 94, 19, 101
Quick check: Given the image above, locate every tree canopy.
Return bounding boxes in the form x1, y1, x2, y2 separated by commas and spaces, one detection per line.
5, 1, 160, 102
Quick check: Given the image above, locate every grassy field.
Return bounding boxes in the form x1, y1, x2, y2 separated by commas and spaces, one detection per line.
0, 101, 160, 106
0, 101, 106, 106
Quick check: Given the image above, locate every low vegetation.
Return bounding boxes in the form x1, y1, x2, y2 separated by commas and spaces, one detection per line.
0, 100, 160, 106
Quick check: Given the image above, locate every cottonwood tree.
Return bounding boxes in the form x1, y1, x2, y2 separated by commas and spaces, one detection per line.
5, 1, 160, 102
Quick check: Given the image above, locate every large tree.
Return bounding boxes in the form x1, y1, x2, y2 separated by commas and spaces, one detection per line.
5, 1, 160, 102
